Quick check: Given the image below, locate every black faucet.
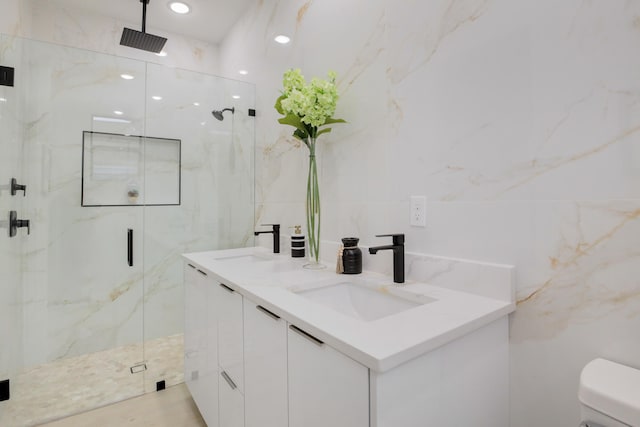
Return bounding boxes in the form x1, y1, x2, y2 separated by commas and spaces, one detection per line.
254, 224, 280, 253
368, 234, 404, 283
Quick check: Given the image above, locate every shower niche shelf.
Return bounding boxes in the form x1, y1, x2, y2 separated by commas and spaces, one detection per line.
81, 131, 181, 207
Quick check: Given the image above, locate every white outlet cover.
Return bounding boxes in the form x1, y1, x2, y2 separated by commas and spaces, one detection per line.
410, 196, 427, 227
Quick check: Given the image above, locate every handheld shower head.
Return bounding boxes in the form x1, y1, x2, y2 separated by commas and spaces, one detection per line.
212, 107, 235, 121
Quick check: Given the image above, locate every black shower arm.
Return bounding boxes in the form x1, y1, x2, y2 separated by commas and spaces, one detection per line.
141, 0, 150, 33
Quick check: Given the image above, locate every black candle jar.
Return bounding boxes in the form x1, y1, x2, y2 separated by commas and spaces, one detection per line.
341, 237, 362, 274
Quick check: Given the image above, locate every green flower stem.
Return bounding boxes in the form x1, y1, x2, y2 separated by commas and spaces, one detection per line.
306, 138, 321, 263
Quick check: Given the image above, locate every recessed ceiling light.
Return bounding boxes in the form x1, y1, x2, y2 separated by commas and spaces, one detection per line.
156, 50, 168, 57
152, 96, 163, 101
274, 35, 291, 44
93, 116, 131, 124
232, 95, 241, 99
120, 74, 135, 80
200, 122, 206, 126
169, 2, 190, 14
238, 69, 248, 75
193, 102, 200, 106
0, 97, 7, 102
114, 110, 124, 115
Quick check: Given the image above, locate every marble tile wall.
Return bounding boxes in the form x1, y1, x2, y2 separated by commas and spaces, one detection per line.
0, 1, 31, 38
219, 0, 640, 425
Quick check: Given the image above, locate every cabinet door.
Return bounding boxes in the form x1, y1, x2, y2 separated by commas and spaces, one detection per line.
217, 282, 244, 393
219, 368, 245, 427
288, 324, 369, 427
185, 265, 219, 427
243, 300, 288, 427
184, 265, 206, 407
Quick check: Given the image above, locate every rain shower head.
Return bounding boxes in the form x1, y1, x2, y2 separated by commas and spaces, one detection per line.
212, 107, 235, 121
120, 0, 167, 53
120, 28, 167, 53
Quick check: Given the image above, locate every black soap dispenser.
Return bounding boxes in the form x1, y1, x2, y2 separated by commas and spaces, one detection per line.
337, 237, 362, 274
290, 225, 305, 258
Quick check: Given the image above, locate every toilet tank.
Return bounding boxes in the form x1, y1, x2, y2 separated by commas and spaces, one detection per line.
579, 358, 640, 427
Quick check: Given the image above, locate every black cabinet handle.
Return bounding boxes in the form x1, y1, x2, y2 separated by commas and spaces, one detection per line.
187, 264, 196, 269
289, 325, 324, 346
219, 283, 235, 293
127, 229, 133, 267
256, 305, 280, 320
197, 269, 207, 276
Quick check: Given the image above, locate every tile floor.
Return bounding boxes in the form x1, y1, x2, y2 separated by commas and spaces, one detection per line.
1, 334, 184, 427
38, 383, 205, 427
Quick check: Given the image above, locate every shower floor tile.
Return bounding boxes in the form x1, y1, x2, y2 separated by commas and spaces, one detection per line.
0, 334, 183, 427
38, 383, 204, 427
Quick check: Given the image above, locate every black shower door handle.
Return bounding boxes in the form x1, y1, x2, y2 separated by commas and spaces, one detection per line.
127, 229, 133, 267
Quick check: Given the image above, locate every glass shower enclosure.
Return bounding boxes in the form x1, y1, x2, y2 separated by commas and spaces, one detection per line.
0, 35, 254, 426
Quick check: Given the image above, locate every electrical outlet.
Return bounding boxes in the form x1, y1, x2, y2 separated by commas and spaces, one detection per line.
410, 196, 426, 227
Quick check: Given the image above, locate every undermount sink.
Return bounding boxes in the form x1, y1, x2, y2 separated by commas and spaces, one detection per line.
297, 281, 434, 322
212, 252, 299, 275
213, 253, 273, 262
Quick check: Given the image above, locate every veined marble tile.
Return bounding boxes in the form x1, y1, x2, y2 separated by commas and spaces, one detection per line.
389, 0, 640, 202
511, 200, 640, 341
0, 0, 32, 37
221, 1, 640, 425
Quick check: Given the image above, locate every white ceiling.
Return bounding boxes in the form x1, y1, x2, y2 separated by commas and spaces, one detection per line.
47, 0, 256, 44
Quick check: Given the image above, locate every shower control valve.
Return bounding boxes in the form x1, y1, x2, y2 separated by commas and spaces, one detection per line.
9, 211, 30, 237
10, 178, 26, 196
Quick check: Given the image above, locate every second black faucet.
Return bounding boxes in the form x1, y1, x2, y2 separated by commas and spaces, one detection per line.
254, 224, 280, 253
368, 233, 405, 283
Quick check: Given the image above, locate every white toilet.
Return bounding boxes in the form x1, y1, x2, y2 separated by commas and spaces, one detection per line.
579, 358, 640, 427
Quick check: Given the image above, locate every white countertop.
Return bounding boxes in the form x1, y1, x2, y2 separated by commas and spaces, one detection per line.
183, 246, 515, 372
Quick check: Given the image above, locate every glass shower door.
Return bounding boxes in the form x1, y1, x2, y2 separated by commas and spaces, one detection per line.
0, 33, 256, 426
0, 33, 25, 425
141, 64, 256, 392
0, 37, 147, 426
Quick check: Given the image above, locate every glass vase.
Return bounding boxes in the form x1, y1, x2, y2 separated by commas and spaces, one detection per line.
303, 137, 325, 269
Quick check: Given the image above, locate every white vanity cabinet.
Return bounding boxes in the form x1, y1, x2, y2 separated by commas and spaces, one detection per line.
287, 324, 369, 427
243, 299, 368, 427
185, 265, 367, 427
217, 282, 244, 393
183, 249, 512, 427
183, 264, 201, 394
243, 300, 288, 427
184, 263, 244, 427
184, 264, 220, 426
218, 370, 244, 427
216, 282, 245, 427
